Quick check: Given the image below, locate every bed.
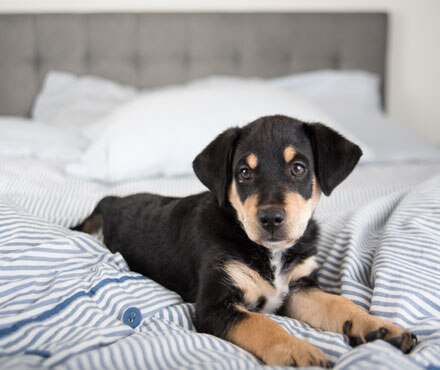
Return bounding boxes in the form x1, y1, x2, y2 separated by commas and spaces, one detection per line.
0, 13, 439, 370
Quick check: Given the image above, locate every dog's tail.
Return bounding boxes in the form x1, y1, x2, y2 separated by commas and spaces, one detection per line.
71, 196, 119, 234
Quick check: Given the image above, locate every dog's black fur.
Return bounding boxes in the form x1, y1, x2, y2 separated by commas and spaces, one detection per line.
75, 115, 416, 367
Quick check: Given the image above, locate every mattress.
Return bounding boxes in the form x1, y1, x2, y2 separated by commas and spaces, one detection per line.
0, 157, 439, 369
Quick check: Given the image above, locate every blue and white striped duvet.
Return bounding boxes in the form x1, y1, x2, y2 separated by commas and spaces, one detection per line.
0, 159, 439, 369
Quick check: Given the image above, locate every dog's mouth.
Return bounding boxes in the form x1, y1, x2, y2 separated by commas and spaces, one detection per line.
238, 213, 309, 251
257, 237, 297, 251
244, 226, 298, 250
267, 237, 281, 242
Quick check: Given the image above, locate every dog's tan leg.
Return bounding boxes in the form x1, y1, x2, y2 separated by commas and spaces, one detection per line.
227, 306, 328, 367
284, 288, 417, 353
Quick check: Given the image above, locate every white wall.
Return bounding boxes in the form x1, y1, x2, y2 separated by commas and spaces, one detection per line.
1, 0, 439, 144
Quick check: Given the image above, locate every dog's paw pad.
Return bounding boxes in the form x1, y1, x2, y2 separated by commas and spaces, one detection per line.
387, 332, 418, 354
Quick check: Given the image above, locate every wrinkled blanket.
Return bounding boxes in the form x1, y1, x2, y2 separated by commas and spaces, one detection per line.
0, 175, 439, 369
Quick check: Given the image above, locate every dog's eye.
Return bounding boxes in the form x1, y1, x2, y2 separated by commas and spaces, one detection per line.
239, 167, 252, 181
291, 162, 306, 177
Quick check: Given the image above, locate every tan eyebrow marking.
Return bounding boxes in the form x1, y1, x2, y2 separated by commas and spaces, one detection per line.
283, 146, 297, 163
246, 153, 258, 169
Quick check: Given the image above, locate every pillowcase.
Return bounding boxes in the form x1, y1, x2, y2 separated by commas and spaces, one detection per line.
0, 117, 86, 160
190, 70, 382, 114
270, 70, 382, 114
31, 71, 137, 131
66, 81, 373, 182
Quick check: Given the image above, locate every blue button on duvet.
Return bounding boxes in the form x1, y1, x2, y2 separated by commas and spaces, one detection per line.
122, 307, 142, 328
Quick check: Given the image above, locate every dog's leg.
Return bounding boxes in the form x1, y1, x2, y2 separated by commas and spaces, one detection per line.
230, 306, 328, 367
72, 212, 103, 233
197, 303, 328, 367
284, 288, 417, 353
71, 196, 119, 239
196, 261, 328, 367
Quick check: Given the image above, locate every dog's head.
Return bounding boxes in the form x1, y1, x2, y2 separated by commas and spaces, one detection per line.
193, 115, 362, 250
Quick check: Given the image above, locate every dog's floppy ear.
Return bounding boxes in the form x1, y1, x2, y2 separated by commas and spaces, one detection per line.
193, 127, 241, 206
306, 123, 362, 196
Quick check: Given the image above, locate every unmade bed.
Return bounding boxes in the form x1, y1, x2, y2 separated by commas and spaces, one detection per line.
0, 12, 439, 370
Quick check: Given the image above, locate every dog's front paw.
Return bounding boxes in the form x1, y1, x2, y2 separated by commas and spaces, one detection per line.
343, 316, 417, 353
262, 337, 328, 368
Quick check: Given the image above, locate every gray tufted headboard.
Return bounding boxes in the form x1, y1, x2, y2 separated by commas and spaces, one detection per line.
0, 12, 387, 116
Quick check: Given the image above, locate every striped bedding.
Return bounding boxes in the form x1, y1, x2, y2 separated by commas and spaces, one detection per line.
0, 158, 439, 369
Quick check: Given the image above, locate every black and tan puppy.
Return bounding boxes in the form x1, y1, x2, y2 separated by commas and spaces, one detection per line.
75, 115, 416, 367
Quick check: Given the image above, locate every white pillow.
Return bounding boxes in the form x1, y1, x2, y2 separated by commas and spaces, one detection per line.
66, 81, 373, 182
31, 71, 137, 131
0, 117, 86, 160
190, 70, 381, 114
270, 70, 382, 114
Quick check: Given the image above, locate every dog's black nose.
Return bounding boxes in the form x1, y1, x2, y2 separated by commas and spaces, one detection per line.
258, 207, 285, 231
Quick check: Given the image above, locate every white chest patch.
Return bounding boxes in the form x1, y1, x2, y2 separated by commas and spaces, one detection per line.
260, 251, 290, 313
224, 255, 318, 314
261, 254, 319, 314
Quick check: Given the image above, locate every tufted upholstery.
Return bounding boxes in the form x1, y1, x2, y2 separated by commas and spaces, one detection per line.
0, 13, 387, 116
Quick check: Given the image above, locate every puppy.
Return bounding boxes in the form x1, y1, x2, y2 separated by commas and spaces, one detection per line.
75, 115, 416, 367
